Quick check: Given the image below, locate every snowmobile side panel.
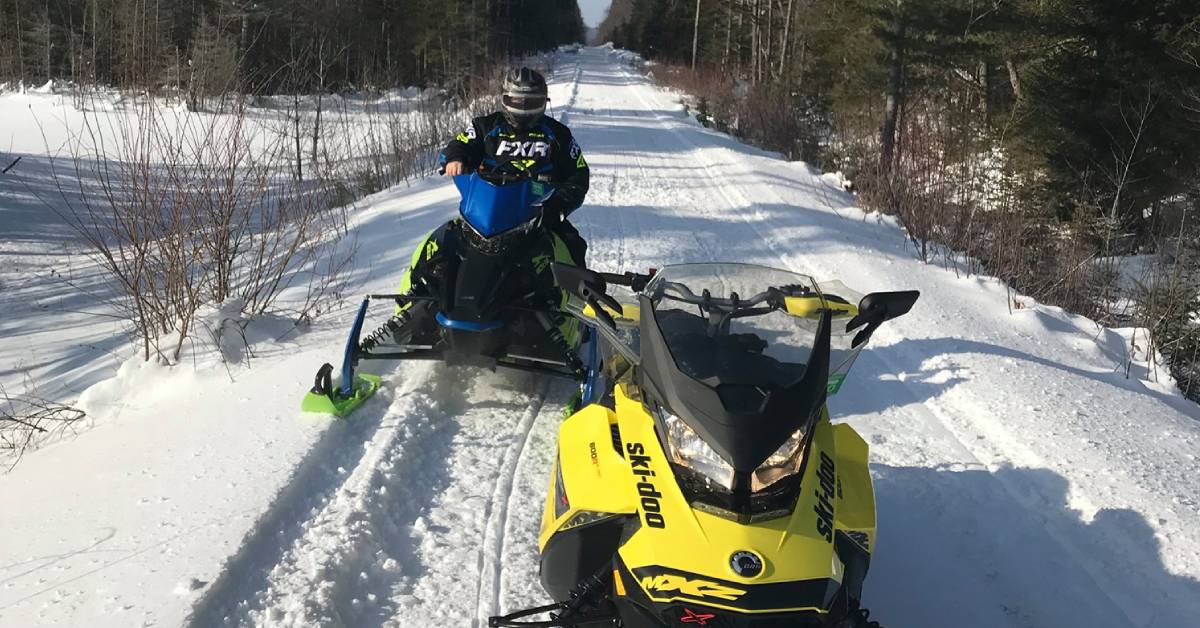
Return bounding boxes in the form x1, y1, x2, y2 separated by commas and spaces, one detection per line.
395, 230, 439, 315
538, 404, 638, 551
832, 421, 876, 557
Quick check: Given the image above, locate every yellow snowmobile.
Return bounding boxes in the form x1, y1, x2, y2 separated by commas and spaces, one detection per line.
490, 262, 919, 628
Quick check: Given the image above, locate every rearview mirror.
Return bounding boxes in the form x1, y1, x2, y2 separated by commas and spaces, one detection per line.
551, 263, 624, 330
846, 290, 920, 347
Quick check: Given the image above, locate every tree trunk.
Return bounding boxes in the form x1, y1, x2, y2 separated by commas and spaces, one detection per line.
778, 0, 795, 79
294, 94, 303, 181
880, 2, 905, 175
766, 0, 774, 78
239, 8, 249, 62
736, 0, 745, 72
44, 0, 52, 80
723, 0, 733, 68
1005, 58, 1023, 102
692, 0, 701, 69
980, 60, 990, 124
15, 0, 26, 81
313, 37, 327, 166
91, 0, 97, 82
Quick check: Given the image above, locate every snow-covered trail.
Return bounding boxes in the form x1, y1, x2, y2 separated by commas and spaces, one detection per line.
3, 46, 1198, 628
184, 364, 570, 628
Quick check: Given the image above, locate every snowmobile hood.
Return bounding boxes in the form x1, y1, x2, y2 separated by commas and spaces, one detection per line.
454, 173, 552, 239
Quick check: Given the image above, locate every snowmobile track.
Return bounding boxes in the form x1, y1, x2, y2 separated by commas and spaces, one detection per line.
471, 379, 550, 628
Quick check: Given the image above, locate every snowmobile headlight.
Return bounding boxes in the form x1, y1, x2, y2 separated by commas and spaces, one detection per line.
751, 428, 808, 491
657, 406, 735, 491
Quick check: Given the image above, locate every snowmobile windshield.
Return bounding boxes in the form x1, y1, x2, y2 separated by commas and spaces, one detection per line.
643, 264, 863, 390
453, 173, 552, 239
637, 263, 866, 519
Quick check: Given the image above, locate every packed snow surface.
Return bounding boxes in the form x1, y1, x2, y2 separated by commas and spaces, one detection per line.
2, 47, 1199, 628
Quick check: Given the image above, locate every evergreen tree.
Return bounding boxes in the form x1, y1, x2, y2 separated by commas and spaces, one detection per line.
0, 0, 586, 92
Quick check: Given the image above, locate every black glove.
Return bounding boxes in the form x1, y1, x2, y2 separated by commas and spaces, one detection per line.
540, 194, 566, 230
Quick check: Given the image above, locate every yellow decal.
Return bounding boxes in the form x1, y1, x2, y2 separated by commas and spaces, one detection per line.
613, 569, 627, 597
576, 153, 588, 169
582, 302, 640, 326
640, 575, 747, 601
784, 295, 856, 319
455, 132, 471, 144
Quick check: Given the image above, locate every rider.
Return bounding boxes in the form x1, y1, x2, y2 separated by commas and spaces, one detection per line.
441, 66, 590, 266
391, 68, 589, 350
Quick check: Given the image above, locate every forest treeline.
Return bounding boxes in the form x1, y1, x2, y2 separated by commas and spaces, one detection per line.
599, 0, 1200, 399
0, 0, 585, 96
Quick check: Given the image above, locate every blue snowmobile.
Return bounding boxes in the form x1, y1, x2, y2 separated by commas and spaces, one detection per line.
303, 168, 604, 417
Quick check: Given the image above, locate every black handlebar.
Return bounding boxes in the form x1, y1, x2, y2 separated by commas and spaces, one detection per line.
597, 270, 655, 292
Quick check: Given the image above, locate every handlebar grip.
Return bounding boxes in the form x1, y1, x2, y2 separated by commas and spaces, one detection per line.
599, 271, 654, 292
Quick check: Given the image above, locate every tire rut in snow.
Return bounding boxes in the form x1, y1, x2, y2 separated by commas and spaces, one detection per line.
470, 378, 549, 627
185, 362, 434, 628
372, 371, 555, 628
188, 365, 552, 628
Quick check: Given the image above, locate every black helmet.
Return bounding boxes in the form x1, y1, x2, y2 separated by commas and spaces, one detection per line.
501, 67, 548, 130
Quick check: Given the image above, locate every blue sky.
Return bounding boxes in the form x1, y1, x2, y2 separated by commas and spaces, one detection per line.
579, 0, 612, 27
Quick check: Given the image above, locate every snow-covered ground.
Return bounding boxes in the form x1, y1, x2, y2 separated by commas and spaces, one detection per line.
0, 85, 447, 406
2, 47, 1199, 628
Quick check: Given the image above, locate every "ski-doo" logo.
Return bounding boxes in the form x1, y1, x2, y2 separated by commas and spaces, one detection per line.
626, 442, 666, 528
496, 140, 550, 157
814, 451, 836, 542
640, 574, 747, 601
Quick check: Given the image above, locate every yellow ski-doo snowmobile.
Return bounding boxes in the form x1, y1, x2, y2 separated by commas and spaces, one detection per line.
490, 263, 919, 628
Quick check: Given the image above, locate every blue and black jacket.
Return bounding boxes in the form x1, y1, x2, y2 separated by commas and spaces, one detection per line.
440, 112, 590, 218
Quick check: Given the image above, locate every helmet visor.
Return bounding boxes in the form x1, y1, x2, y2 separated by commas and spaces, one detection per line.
502, 94, 547, 113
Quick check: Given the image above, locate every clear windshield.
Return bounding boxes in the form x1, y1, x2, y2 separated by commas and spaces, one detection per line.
644, 264, 864, 394
566, 263, 867, 394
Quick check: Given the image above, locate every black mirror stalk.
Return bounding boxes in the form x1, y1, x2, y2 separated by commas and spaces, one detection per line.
846, 290, 920, 347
